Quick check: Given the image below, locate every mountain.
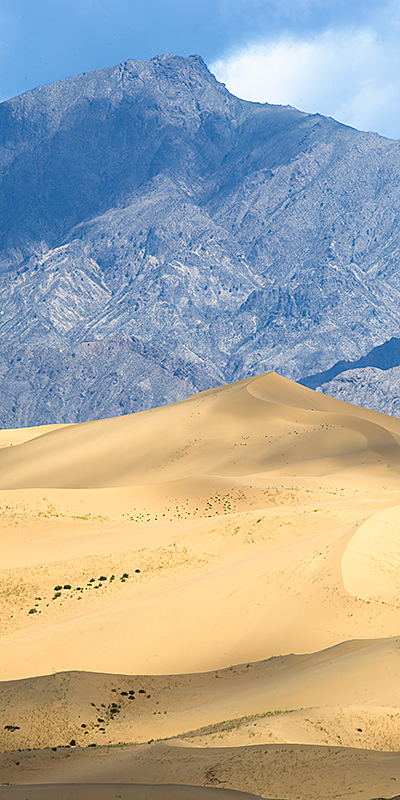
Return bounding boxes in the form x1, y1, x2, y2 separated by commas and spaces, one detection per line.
2, 52, 400, 425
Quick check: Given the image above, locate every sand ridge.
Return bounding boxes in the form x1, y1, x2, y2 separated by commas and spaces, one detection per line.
2, 636, 400, 752
1, 742, 400, 800
2, 483, 400, 677
1, 372, 400, 490
0, 783, 268, 800
2, 372, 400, 799
0, 785, 267, 800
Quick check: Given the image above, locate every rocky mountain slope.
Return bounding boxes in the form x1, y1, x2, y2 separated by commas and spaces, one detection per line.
1, 53, 400, 425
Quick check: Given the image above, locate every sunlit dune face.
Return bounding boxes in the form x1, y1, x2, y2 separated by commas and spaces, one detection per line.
1, 372, 400, 799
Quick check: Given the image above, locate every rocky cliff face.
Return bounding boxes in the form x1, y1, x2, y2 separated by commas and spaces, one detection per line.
1, 53, 400, 425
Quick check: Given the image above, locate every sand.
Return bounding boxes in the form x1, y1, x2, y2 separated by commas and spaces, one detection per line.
0, 742, 399, 800
1, 372, 400, 799
0, 785, 267, 800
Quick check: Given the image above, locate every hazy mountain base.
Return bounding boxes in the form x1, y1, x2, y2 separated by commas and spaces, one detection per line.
2, 54, 400, 424
316, 366, 400, 416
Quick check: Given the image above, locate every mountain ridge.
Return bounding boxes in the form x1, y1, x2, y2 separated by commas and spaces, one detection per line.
1, 53, 400, 425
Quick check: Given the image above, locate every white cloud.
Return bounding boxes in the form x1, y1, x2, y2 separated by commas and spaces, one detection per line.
210, 28, 400, 139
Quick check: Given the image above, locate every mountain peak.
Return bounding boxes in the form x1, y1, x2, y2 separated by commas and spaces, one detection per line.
0, 54, 399, 426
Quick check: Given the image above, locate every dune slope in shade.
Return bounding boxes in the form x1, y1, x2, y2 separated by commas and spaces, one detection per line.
0, 786, 267, 800
1, 637, 400, 753
1, 743, 400, 800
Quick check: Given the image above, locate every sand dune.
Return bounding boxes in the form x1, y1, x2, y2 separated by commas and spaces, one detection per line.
0, 785, 266, 800
2, 373, 400, 799
1, 742, 400, 800
1, 372, 400, 490
1, 637, 400, 753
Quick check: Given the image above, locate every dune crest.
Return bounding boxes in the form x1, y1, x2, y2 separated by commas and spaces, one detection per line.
342, 503, 400, 601
2, 373, 400, 799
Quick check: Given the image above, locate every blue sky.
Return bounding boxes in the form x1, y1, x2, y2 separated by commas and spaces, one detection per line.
1, 0, 400, 138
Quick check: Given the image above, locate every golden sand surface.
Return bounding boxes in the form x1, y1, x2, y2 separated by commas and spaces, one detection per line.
1, 372, 400, 799
0, 784, 267, 800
